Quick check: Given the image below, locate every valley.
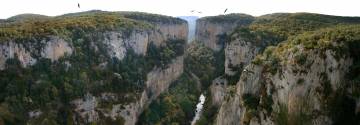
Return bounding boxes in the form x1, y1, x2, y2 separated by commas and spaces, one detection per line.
0, 11, 359, 125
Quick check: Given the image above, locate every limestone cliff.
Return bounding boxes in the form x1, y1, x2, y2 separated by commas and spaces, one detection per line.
216, 25, 360, 125
195, 14, 254, 51
224, 28, 277, 77
0, 18, 187, 70
195, 13, 360, 125
0, 11, 188, 125
0, 36, 72, 70
71, 56, 184, 125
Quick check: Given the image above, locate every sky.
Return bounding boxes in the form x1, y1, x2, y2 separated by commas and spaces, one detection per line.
0, 0, 359, 19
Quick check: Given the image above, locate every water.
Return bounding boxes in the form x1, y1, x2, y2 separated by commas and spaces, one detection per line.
177, 16, 198, 43
191, 94, 206, 125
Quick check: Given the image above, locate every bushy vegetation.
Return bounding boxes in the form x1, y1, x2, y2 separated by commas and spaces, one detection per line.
229, 27, 280, 45
147, 39, 185, 68
6, 14, 50, 22
137, 73, 200, 125
199, 13, 254, 25
347, 40, 360, 99
275, 102, 312, 125
252, 25, 360, 74
242, 94, 260, 110
138, 40, 224, 125
252, 24, 360, 125
0, 37, 185, 124
119, 11, 186, 24
250, 13, 360, 41
0, 11, 186, 124
184, 41, 224, 89
0, 11, 152, 42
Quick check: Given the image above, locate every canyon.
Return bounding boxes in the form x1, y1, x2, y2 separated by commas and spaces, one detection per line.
0, 11, 360, 125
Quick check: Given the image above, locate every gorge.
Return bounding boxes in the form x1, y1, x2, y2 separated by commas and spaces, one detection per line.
0, 11, 360, 125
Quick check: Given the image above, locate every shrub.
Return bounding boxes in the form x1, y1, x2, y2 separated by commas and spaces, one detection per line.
294, 53, 307, 66
242, 93, 260, 110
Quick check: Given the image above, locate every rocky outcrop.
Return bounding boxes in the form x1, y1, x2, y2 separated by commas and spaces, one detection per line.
119, 56, 184, 125
156, 24, 188, 42
225, 37, 259, 76
195, 21, 239, 51
217, 50, 352, 125
0, 23, 188, 70
215, 26, 360, 125
195, 14, 254, 51
71, 56, 184, 125
215, 64, 265, 125
0, 36, 72, 70
0, 11, 188, 125
210, 77, 228, 106
104, 31, 149, 60
67, 20, 188, 125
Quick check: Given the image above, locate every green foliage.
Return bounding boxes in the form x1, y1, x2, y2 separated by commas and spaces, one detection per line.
137, 73, 200, 125
262, 46, 281, 75
185, 42, 217, 88
326, 91, 359, 125
242, 93, 260, 110
275, 104, 289, 125
250, 13, 360, 41
230, 27, 281, 48
147, 39, 185, 68
294, 53, 307, 66
225, 64, 242, 85
252, 25, 360, 76
347, 41, 360, 98
275, 103, 312, 125
0, 11, 186, 124
199, 13, 254, 24
7, 14, 50, 22
297, 78, 305, 85
0, 11, 152, 42
119, 11, 186, 24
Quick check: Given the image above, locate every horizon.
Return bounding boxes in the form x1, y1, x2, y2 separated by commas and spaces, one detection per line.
0, 0, 360, 19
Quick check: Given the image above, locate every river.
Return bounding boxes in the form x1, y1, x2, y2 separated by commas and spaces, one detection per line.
190, 94, 206, 125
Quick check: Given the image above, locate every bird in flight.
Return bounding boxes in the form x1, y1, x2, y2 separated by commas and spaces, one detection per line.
78, 3, 80, 8
224, 8, 228, 14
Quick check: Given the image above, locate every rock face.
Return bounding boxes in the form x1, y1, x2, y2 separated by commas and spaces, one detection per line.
104, 31, 149, 60
195, 14, 254, 51
195, 21, 239, 51
71, 56, 184, 125
210, 77, 228, 106
224, 37, 259, 76
120, 56, 184, 125
69, 24, 187, 124
0, 36, 72, 70
215, 26, 360, 125
0, 11, 188, 125
0, 23, 188, 70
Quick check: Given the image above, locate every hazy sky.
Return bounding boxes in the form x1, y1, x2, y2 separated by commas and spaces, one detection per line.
0, 0, 359, 19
